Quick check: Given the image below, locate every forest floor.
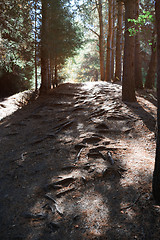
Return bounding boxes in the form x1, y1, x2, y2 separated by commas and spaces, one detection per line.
0, 81, 159, 240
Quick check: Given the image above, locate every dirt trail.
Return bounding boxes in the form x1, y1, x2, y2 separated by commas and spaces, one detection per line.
0, 82, 159, 240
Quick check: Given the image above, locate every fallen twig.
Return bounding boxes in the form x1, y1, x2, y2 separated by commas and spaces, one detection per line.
76, 147, 84, 161
55, 120, 74, 134
120, 194, 141, 211
107, 151, 114, 165
45, 193, 57, 204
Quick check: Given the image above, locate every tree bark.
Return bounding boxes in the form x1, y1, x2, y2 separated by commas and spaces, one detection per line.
47, 57, 51, 89
50, 58, 54, 87
34, 0, 38, 91
111, 0, 116, 80
145, 30, 157, 89
114, 0, 123, 82
105, 0, 113, 82
135, 0, 143, 89
152, 0, 160, 204
40, 0, 49, 94
122, 0, 136, 102
97, 0, 105, 81
54, 63, 58, 88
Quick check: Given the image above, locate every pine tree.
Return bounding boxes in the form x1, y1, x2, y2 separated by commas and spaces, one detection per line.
40, 0, 82, 92
152, 0, 160, 204
145, 29, 157, 89
0, 0, 34, 95
40, 0, 48, 94
115, 0, 123, 82
105, 0, 114, 82
122, 0, 136, 102
135, 0, 143, 89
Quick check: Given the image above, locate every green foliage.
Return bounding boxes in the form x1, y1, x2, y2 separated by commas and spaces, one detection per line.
128, 11, 153, 25
128, 11, 154, 36
45, 0, 83, 62
0, 0, 34, 94
62, 40, 100, 83
128, 28, 138, 36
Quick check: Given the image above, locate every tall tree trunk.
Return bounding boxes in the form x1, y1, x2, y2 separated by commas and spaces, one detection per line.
97, 0, 105, 81
40, 0, 48, 94
47, 57, 51, 89
135, 0, 143, 89
50, 58, 54, 88
152, 0, 160, 204
105, 0, 113, 82
111, 0, 116, 80
115, 0, 123, 82
145, 30, 157, 89
54, 63, 58, 88
122, 0, 136, 102
34, 0, 38, 91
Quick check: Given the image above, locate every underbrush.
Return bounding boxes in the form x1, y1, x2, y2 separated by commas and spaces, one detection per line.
0, 67, 32, 97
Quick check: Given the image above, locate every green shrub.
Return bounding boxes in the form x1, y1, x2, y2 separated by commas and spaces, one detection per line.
0, 67, 31, 97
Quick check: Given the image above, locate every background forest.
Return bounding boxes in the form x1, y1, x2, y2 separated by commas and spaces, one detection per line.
0, 0, 156, 98
1, 1, 160, 238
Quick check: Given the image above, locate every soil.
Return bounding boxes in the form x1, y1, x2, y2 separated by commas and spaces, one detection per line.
0, 82, 159, 240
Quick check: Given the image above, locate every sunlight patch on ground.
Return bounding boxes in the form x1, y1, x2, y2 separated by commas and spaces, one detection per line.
77, 122, 84, 132
81, 81, 108, 92
0, 90, 33, 121
78, 191, 109, 236
120, 139, 155, 187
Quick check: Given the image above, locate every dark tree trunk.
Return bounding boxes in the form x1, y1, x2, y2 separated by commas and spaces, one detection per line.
40, 0, 48, 94
54, 63, 58, 88
145, 31, 157, 89
98, 0, 105, 81
50, 58, 54, 87
152, 0, 160, 204
114, 0, 123, 82
135, 0, 143, 89
47, 57, 51, 89
111, 0, 116, 81
34, 0, 38, 91
122, 0, 136, 102
105, 0, 113, 82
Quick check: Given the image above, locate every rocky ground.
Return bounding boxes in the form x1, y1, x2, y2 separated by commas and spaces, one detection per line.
0, 82, 159, 240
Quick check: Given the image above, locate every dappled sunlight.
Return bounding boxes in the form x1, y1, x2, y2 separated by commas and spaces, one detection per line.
0, 90, 33, 121
120, 138, 155, 188
81, 81, 120, 93
0, 82, 158, 239
78, 191, 109, 237
77, 122, 85, 132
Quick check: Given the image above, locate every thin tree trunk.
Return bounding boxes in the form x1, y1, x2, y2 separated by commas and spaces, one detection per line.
34, 0, 38, 91
115, 0, 123, 82
122, 0, 136, 102
97, 0, 105, 81
111, 0, 116, 80
47, 57, 51, 89
145, 30, 157, 89
135, 0, 143, 89
54, 63, 58, 87
152, 0, 160, 204
40, 0, 48, 94
50, 58, 54, 88
105, 0, 113, 82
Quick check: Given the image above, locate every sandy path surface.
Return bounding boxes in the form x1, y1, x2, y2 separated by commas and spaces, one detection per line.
0, 82, 159, 240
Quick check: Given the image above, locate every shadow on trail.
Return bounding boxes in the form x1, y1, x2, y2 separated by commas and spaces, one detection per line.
125, 101, 156, 132
0, 82, 159, 240
137, 89, 157, 108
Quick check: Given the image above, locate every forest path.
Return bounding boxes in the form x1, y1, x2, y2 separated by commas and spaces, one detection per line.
0, 82, 159, 240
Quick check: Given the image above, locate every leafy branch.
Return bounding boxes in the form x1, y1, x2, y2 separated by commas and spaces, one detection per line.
128, 10, 154, 37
